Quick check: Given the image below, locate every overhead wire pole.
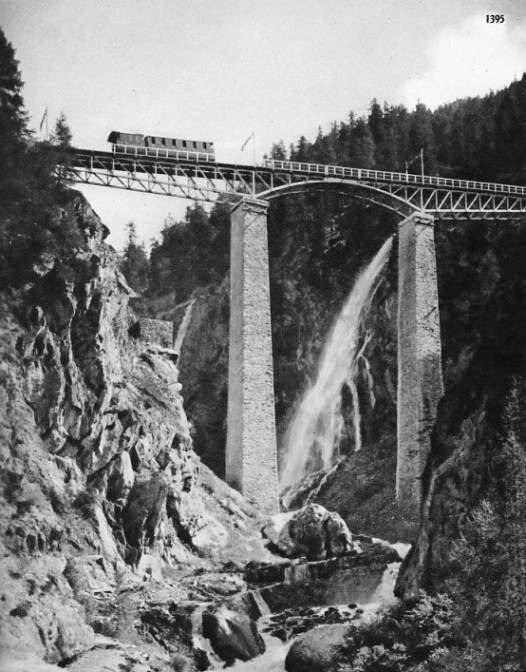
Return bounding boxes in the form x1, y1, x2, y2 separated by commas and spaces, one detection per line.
39, 106, 49, 140
241, 131, 256, 193
420, 148, 425, 212
404, 148, 425, 211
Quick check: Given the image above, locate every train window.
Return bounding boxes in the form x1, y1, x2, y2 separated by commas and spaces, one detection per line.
193, 141, 197, 149
172, 139, 176, 146
162, 138, 166, 146
183, 140, 187, 148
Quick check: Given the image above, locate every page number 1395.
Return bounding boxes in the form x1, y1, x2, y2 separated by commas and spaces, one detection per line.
486, 14, 505, 22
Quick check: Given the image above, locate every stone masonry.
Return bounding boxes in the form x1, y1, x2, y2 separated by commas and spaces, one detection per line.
397, 212, 444, 519
129, 318, 174, 348
226, 198, 279, 515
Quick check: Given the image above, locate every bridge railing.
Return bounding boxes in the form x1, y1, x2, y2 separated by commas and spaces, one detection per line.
263, 159, 526, 197
111, 143, 215, 163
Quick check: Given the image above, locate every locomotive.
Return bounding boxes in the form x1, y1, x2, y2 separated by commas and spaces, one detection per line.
107, 131, 216, 162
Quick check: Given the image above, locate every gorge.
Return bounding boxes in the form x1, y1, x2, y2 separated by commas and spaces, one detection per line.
1, 25, 526, 670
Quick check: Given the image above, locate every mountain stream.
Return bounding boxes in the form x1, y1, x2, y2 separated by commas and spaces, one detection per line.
224, 545, 410, 672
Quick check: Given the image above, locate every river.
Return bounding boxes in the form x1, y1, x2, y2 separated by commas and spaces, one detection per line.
222, 544, 410, 672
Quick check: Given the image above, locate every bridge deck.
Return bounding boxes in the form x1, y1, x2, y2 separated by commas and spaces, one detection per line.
263, 159, 526, 197
69, 148, 526, 198
67, 148, 526, 218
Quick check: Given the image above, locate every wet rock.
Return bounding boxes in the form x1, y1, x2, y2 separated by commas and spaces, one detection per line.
270, 626, 289, 642
202, 605, 265, 664
263, 604, 358, 642
285, 623, 351, 672
229, 589, 271, 620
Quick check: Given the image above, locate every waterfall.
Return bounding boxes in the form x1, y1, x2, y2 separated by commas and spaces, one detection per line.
173, 298, 195, 353
280, 237, 393, 487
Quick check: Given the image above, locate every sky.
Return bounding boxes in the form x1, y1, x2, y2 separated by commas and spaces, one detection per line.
2, 0, 525, 249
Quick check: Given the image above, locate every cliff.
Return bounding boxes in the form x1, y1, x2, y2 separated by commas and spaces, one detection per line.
0, 192, 273, 671
168, 199, 526, 569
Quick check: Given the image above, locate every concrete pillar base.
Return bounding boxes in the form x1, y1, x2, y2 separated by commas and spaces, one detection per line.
226, 198, 279, 516
397, 212, 444, 520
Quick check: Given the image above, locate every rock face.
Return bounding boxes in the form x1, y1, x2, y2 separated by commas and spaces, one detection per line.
0, 191, 274, 670
263, 504, 361, 560
285, 623, 351, 672
168, 280, 230, 478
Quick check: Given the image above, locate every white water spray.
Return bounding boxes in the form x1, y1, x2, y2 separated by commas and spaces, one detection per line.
280, 237, 393, 487
173, 299, 195, 353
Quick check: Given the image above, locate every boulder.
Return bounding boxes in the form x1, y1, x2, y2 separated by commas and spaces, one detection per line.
202, 605, 265, 664
263, 504, 361, 560
285, 623, 351, 672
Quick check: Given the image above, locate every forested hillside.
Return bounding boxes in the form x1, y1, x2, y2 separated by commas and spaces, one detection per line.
133, 73, 526, 307
283, 78, 526, 183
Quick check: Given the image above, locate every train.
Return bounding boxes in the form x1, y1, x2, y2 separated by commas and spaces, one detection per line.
107, 131, 216, 162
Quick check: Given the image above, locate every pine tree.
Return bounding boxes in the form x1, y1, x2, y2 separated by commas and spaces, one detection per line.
408, 103, 437, 174
348, 119, 376, 168
443, 379, 526, 669
120, 222, 149, 293
51, 112, 72, 147
270, 141, 287, 160
0, 28, 27, 144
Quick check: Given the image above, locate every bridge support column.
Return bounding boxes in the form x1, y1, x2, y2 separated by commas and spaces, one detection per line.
226, 198, 279, 515
397, 212, 444, 520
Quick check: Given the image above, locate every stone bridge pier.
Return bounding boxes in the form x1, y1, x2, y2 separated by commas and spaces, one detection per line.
397, 212, 444, 520
226, 198, 279, 515
225, 202, 443, 521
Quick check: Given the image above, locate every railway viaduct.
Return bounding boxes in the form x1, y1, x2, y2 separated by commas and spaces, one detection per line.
68, 148, 526, 518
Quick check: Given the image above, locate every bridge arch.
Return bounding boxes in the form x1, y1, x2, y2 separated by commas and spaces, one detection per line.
257, 178, 419, 219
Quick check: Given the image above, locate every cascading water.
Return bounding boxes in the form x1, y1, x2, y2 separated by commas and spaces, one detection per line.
280, 237, 393, 487
222, 545, 411, 672
173, 298, 195, 353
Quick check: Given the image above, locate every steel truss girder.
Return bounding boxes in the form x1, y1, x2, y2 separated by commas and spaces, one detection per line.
260, 173, 526, 220
382, 183, 526, 217
72, 165, 227, 202
69, 151, 526, 219
70, 152, 268, 203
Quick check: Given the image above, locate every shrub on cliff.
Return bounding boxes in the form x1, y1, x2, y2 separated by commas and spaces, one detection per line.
435, 380, 526, 670
337, 592, 460, 672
